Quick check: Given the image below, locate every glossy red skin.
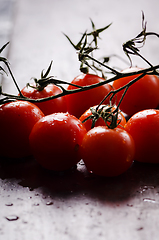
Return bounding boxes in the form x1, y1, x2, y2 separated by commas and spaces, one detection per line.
66, 73, 113, 118
79, 105, 126, 131
80, 126, 135, 177
29, 112, 87, 171
125, 109, 159, 163
21, 83, 67, 115
0, 101, 44, 159
113, 68, 159, 116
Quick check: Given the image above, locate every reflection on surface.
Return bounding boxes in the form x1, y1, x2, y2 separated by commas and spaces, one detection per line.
0, 156, 159, 204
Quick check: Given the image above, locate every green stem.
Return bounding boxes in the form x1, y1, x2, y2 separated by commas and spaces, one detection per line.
85, 54, 121, 76
0, 65, 158, 105
5, 62, 23, 97
127, 45, 153, 67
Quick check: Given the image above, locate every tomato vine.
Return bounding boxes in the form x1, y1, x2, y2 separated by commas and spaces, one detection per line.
0, 12, 158, 128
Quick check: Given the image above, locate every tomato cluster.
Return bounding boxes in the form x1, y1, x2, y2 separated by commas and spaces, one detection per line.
1, 70, 159, 177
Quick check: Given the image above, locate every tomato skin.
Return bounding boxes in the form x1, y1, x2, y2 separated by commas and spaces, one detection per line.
125, 109, 159, 163
66, 73, 113, 118
21, 84, 67, 115
29, 112, 87, 171
80, 126, 135, 177
113, 68, 159, 116
0, 101, 44, 159
79, 105, 126, 131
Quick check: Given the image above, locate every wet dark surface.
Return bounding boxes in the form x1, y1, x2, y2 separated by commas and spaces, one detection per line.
1, 156, 159, 203
1, 155, 159, 239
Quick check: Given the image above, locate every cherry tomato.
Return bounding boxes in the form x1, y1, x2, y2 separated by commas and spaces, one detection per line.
113, 67, 159, 116
0, 101, 44, 159
125, 109, 159, 163
29, 112, 87, 171
80, 126, 135, 177
66, 73, 113, 118
79, 105, 126, 131
21, 83, 67, 115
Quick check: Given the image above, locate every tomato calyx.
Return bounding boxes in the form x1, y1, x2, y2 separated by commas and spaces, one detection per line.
26, 61, 84, 94
26, 61, 54, 91
82, 104, 121, 129
123, 12, 159, 68
64, 19, 116, 77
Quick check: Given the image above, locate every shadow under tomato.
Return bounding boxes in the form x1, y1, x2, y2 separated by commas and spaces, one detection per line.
0, 156, 159, 203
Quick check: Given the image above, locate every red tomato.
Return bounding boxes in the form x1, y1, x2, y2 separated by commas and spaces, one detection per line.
21, 83, 67, 115
29, 112, 87, 171
125, 109, 159, 163
66, 73, 113, 118
80, 126, 135, 177
79, 105, 126, 131
0, 101, 44, 159
113, 67, 159, 116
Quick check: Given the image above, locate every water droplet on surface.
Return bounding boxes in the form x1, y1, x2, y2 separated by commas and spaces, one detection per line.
143, 198, 156, 203
46, 201, 53, 206
5, 203, 13, 206
22, 220, 28, 224
97, 211, 102, 216
17, 198, 23, 201
137, 227, 143, 231
78, 160, 85, 166
5, 215, 19, 221
33, 203, 40, 206
137, 185, 155, 194
127, 204, 133, 207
